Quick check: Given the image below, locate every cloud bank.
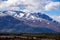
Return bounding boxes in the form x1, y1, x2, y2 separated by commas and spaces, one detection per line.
45, 2, 60, 11
0, 0, 60, 12
0, 0, 51, 12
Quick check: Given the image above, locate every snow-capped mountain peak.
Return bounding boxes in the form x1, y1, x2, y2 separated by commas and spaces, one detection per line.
0, 11, 58, 23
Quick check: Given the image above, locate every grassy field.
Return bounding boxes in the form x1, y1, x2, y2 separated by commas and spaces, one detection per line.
0, 33, 60, 40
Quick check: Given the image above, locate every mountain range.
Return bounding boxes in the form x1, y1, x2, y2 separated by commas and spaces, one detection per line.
0, 11, 60, 33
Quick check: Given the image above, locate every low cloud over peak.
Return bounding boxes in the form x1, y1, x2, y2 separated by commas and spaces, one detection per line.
0, 0, 51, 12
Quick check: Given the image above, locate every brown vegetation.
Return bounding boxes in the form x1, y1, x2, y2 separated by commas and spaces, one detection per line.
0, 33, 60, 40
